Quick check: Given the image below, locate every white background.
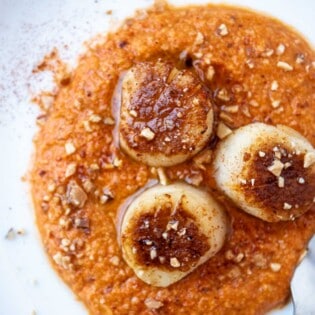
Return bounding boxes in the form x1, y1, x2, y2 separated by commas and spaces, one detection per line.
0, 1, 314, 314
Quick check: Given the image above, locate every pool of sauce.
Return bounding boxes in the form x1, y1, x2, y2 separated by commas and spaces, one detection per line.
31, 2, 315, 314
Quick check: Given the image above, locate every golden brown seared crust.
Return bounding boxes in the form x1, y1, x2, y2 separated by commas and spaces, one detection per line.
125, 196, 210, 272
119, 60, 214, 167
242, 144, 315, 221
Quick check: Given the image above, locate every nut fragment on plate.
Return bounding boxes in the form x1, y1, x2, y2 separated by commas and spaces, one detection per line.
120, 183, 227, 287
119, 60, 214, 167
213, 123, 315, 221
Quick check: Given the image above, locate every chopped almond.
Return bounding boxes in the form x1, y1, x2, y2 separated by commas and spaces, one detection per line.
217, 24, 228, 36
277, 61, 293, 71
140, 127, 155, 141
217, 122, 232, 139
267, 160, 284, 177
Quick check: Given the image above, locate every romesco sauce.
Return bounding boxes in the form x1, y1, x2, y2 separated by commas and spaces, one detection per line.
31, 2, 315, 314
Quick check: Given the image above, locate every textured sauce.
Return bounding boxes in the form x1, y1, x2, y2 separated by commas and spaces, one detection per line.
31, 2, 315, 315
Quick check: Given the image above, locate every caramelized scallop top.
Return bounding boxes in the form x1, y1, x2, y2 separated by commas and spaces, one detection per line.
120, 183, 227, 287
119, 60, 214, 167
214, 123, 315, 222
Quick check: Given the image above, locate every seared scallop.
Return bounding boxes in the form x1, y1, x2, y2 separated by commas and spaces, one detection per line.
213, 122, 315, 222
119, 60, 214, 167
120, 183, 227, 287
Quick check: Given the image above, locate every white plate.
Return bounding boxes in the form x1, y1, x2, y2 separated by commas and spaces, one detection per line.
0, 1, 314, 314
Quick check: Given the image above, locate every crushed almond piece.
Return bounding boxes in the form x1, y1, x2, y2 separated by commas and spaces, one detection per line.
73, 99, 81, 109
157, 167, 168, 185
144, 298, 164, 310
100, 187, 114, 205
185, 172, 203, 186
83, 179, 94, 193
271, 80, 279, 91
167, 220, 179, 231
222, 105, 239, 113
193, 149, 212, 170
66, 181, 87, 208
239, 178, 247, 185
253, 253, 267, 268
100, 195, 109, 204
283, 202, 292, 210
194, 32, 204, 45
109, 256, 120, 266
90, 163, 100, 170
267, 160, 284, 177
276, 44, 285, 55
65, 142, 76, 155
284, 162, 292, 169
89, 114, 102, 123
217, 88, 230, 101
206, 66, 215, 81
5, 228, 16, 240
270, 262, 282, 272
167, 67, 180, 83
43, 195, 50, 202
217, 122, 232, 139
217, 23, 228, 36
219, 111, 234, 124
140, 127, 155, 141
178, 228, 186, 236
225, 250, 234, 260
170, 257, 181, 268
261, 48, 274, 57
304, 151, 315, 168
271, 99, 281, 108
278, 176, 285, 188
194, 52, 203, 59
54, 252, 72, 269
65, 163, 77, 178
250, 178, 255, 186
242, 106, 251, 117
258, 151, 266, 158
296, 53, 305, 64
129, 109, 138, 117
297, 177, 305, 184
234, 252, 244, 263
74, 217, 90, 229
104, 117, 115, 125
83, 120, 92, 132
162, 232, 168, 240
277, 61, 293, 71
47, 183, 56, 192
61, 238, 71, 247
246, 59, 254, 69
113, 157, 123, 168
150, 248, 157, 260
249, 100, 259, 107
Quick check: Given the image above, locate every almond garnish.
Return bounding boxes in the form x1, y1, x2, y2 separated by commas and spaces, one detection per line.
267, 160, 284, 177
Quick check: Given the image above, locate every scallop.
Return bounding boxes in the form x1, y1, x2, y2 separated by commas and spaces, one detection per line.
119, 60, 214, 167
120, 183, 227, 287
213, 122, 315, 222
